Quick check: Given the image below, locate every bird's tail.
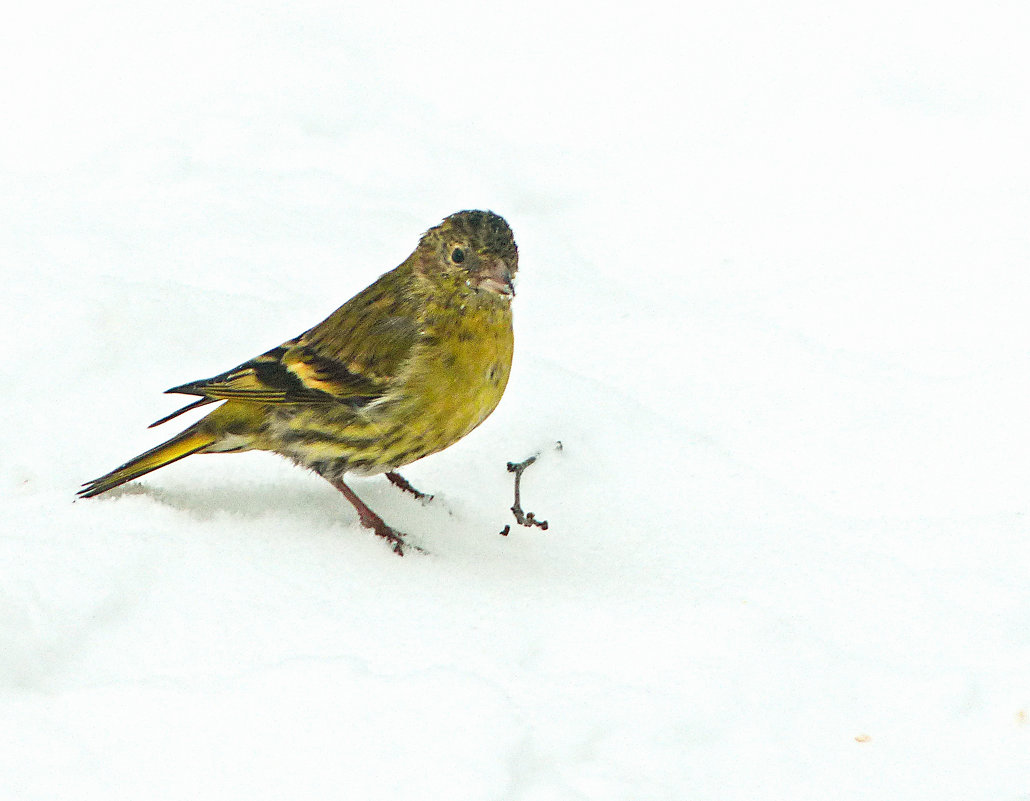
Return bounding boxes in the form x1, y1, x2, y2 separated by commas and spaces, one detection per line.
79, 425, 218, 498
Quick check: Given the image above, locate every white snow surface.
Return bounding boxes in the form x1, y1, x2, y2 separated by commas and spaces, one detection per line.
2, 2, 1030, 799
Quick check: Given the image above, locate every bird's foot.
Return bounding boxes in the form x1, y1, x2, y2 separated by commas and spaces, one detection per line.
386, 471, 434, 503
330, 476, 421, 556
367, 520, 409, 555
358, 509, 425, 555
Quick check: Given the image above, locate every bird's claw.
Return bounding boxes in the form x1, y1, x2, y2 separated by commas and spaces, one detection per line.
386, 471, 434, 503
372, 524, 426, 556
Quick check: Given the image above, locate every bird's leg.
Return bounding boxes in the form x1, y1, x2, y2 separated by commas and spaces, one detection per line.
385, 471, 434, 502
329, 477, 407, 555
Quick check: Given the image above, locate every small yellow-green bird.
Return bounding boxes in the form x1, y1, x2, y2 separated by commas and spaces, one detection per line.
80, 210, 518, 554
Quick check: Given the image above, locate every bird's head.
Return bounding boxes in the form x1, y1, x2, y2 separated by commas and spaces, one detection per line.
414, 210, 518, 302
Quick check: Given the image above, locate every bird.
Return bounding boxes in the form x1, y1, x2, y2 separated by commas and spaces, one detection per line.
79, 210, 518, 554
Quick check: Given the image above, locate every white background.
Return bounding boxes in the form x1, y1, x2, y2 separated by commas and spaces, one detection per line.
2, 1, 1029, 798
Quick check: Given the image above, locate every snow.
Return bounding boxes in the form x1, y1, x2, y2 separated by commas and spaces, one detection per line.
2, 1, 1030, 798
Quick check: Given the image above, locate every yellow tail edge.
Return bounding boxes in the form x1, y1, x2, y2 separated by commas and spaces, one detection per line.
79, 427, 217, 498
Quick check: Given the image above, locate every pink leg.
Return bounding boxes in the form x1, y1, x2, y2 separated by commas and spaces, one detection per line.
385, 471, 433, 502
330, 477, 407, 555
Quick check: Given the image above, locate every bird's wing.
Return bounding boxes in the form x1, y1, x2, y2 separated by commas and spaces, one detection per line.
165, 273, 421, 407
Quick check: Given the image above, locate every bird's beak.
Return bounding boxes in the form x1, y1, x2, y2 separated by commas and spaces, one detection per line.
475, 259, 515, 297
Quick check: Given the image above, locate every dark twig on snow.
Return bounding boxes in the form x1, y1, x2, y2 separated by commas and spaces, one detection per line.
499, 448, 555, 535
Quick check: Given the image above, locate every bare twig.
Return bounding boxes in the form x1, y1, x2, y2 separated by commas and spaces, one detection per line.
499, 448, 555, 535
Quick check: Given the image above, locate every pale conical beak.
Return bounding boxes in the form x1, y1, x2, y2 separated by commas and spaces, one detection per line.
475, 259, 515, 297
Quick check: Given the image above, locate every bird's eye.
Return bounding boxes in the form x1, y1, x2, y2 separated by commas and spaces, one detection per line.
451, 248, 465, 264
